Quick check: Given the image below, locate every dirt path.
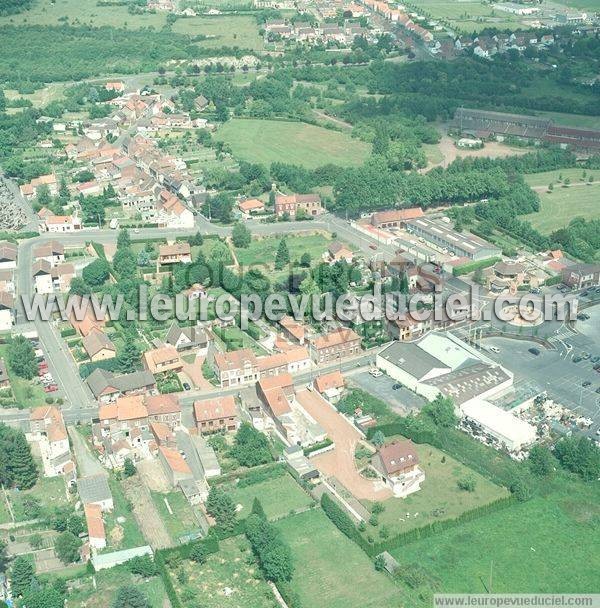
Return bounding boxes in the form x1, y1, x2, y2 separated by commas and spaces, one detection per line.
295, 390, 391, 501
122, 474, 173, 549
312, 109, 353, 130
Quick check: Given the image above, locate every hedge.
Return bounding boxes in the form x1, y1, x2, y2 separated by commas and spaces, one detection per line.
237, 464, 286, 488
320, 493, 361, 544
303, 438, 333, 456
78, 358, 121, 379
60, 327, 76, 338
452, 257, 500, 277
545, 275, 562, 286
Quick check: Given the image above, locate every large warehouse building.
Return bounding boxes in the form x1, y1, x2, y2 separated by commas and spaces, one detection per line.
405, 217, 501, 261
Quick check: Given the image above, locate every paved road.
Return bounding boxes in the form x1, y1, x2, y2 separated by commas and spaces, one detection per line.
68, 425, 106, 477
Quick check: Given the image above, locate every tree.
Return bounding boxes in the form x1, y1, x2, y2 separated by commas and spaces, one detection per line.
112, 586, 150, 608
232, 222, 251, 248
528, 444, 555, 477
19, 587, 63, 608
0, 540, 8, 573
231, 423, 272, 467
274, 238, 290, 270
422, 395, 458, 428
205, 486, 237, 531
82, 259, 111, 287
300, 252, 311, 267
261, 543, 293, 583
7, 335, 37, 380
10, 555, 35, 597
123, 458, 136, 478
189, 231, 203, 246
7, 430, 38, 489
372, 430, 385, 447
127, 556, 157, 577
251, 497, 267, 520
117, 229, 131, 250
374, 554, 386, 572
54, 531, 81, 565
116, 340, 141, 374
457, 476, 476, 492
554, 436, 600, 481
189, 543, 208, 564
69, 277, 90, 297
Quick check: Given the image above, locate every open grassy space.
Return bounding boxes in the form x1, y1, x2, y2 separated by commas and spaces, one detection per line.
361, 440, 509, 539
536, 111, 600, 131
277, 509, 401, 608
227, 473, 315, 521
171, 536, 279, 608
523, 182, 600, 233
0, 344, 47, 409
389, 477, 600, 604
64, 565, 167, 608
523, 168, 596, 189
215, 119, 371, 169
151, 490, 202, 541
9, 470, 71, 522
174, 15, 263, 50
235, 233, 335, 268
102, 476, 146, 552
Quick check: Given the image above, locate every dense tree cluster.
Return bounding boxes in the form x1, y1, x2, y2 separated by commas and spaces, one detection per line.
0, 423, 38, 490
231, 423, 272, 467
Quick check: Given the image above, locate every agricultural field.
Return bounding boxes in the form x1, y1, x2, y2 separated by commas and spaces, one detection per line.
276, 509, 401, 608
389, 477, 600, 603
360, 440, 509, 539
151, 490, 203, 541
64, 565, 167, 608
226, 473, 315, 521
170, 536, 279, 608
523, 182, 600, 233
234, 233, 335, 268
215, 119, 371, 169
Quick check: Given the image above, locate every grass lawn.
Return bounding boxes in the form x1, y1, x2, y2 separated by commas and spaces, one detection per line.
535, 111, 600, 131
523, 168, 597, 188
389, 476, 600, 604
171, 536, 279, 608
151, 490, 202, 540
523, 182, 600, 233
174, 15, 264, 50
361, 440, 509, 539
214, 119, 371, 169
10, 472, 71, 522
276, 509, 401, 608
227, 474, 315, 521
235, 233, 335, 268
423, 142, 444, 166
102, 476, 146, 551
0, 344, 47, 409
64, 565, 167, 608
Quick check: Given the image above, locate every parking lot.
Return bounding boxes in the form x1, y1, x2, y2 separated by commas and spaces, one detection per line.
481, 320, 600, 430
347, 369, 427, 415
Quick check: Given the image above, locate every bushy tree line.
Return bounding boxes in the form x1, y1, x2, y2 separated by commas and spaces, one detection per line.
0, 423, 38, 490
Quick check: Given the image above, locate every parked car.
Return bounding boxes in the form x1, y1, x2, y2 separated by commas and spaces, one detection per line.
573, 356, 582, 363
581, 352, 591, 360
488, 346, 500, 353
582, 381, 592, 388
182, 382, 191, 391
392, 383, 402, 390
528, 347, 540, 356
369, 368, 383, 378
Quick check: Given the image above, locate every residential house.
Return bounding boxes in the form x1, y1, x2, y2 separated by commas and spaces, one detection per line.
309, 327, 361, 363
156, 193, 195, 229
33, 241, 65, 267
28, 406, 74, 478
0, 242, 17, 270
86, 369, 156, 404
43, 213, 83, 233
82, 329, 117, 362
19, 174, 58, 199
274, 193, 323, 218
98, 395, 149, 436
69, 295, 107, 337
325, 241, 354, 264
371, 440, 424, 498
193, 395, 239, 434
165, 322, 209, 356
142, 346, 183, 375
213, 348, 260, 388
314, 370, 345, 403
158, 446, 193, 487
0, 270, 14, 296
158, 242, 192, 265
369, 208, 424, 229
150, 421, 176, 449
562, 263, 600, 289
194, 95, 209, 111
238, 198, 265, 218
146, 394, 181, 428
279, 315, 306, 344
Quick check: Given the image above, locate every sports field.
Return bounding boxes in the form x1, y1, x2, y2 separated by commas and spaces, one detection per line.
277, 509, 401, 608
389, 478, 600, 603
523, 183, 600, 233
227, 473, 314, 521
214, 119, 371, 169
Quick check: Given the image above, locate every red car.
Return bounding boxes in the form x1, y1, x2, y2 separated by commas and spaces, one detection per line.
44, 385, 58, 393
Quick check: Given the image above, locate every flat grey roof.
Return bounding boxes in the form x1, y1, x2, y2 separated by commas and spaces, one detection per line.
78, 474, 112, 505
378, 341, 449, 380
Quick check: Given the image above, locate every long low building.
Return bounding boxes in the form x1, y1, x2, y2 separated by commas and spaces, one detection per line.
405, 217, 501, 261
461, 399, 537, 452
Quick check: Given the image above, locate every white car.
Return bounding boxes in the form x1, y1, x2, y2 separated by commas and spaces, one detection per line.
369, 368, 383, 378
488, 346, 500, 354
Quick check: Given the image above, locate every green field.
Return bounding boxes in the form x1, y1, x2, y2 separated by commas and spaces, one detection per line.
151, 490, 202, 541
410, 0, 525, 32
171, 536, 279, 608
361, 441, 509, 538
173, 15, 263, 50
65, 565, 167, 608
0, 344, 47, 409
389, 477, 600, 603
536, 111, 600, 131
277, 509, 401, 608
103, 476, 146, 551
227, 474, 315, 521
523, 182, 600, 233
9, 471, 71, 522
215, 119, 371, 169
235, 233, 334, 268
523, 168, 596, 189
